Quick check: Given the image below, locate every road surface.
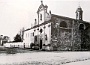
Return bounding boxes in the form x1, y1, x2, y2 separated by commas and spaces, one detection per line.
0, 51, 90, 65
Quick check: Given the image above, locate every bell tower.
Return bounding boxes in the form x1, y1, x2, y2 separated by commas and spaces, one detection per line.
76, 6, 83, 21
37, 0, 47, 24
37, 0, 51, 25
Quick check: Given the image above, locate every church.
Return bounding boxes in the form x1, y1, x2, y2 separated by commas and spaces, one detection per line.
23, 1, 90, 51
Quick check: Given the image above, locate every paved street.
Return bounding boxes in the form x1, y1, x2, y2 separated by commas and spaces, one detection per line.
0, 51, 90, 65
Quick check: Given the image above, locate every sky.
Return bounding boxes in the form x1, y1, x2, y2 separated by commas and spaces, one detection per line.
0, 0, 90, 40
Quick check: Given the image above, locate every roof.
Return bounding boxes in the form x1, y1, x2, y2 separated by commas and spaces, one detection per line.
24, 14, 90, 32
76, 6, 83, 12
51, 14, 75, 20
24, 20, 51, 31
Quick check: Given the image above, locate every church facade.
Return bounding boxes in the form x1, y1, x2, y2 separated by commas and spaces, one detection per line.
23, 1, 90, 51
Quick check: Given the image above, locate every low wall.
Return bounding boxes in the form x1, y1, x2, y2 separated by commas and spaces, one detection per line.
4, 42, 24, 48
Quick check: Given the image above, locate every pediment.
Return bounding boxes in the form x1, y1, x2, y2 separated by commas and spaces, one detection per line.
37, 4, 45, 13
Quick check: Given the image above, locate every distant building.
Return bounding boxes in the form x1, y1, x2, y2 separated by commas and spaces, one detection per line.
0, 35, 10, 46
23, 1, 90, 51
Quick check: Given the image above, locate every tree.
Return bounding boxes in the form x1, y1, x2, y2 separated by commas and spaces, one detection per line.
14, 34, 22, 42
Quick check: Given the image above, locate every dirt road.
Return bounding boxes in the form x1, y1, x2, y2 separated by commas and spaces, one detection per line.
0, 51, 90, 65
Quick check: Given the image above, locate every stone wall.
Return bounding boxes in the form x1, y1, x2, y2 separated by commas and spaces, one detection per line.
72, 20, 81, 50
51, 17, 73, 51
50, 16, 90, 51
79, 22, 90, 50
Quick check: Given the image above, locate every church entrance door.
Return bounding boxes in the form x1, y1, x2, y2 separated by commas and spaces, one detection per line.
40, 39, 42, 49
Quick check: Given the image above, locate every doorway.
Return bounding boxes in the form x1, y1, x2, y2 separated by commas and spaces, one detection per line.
40, 39, 42, 49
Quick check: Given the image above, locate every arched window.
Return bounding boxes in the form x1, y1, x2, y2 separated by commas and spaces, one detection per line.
40, 29, 43, 33
79, 24, 84, 30
60, 21, 67, 28
34, 36, 37, 42
40, 14, 42, 21
33, 32, 34, 36
45, 34, 47, 40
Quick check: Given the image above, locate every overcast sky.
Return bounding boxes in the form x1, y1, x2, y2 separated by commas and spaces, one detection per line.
0, 0, 90, 40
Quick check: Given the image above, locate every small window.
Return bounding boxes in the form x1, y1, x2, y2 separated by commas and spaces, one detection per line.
40, 14, 42, 21
45, 35, 47, 40
40, 29, 43, 33
34, 36, 37, 42
33, 32, 34, 36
